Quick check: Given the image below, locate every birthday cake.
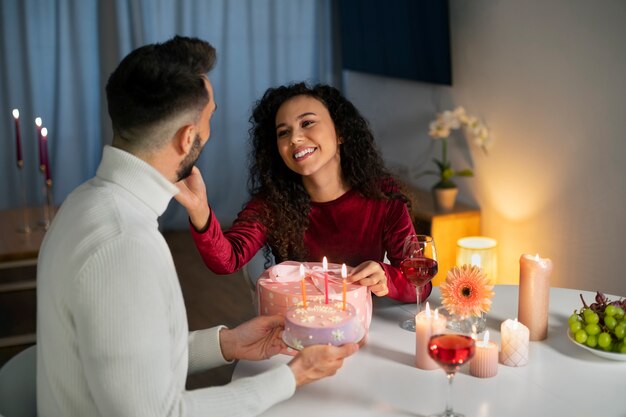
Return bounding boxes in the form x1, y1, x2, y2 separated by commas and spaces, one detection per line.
283, 300, 364, 350
256, 261, 372, 332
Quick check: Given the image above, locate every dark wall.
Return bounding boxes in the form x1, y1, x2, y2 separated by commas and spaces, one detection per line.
338, 0, 452, 85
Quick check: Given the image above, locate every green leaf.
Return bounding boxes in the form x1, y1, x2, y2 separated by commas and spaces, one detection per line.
441, 168, 454, 182
456, 169, 474, 177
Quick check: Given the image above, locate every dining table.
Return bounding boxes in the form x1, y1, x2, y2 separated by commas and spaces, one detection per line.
232, 285, 625, 417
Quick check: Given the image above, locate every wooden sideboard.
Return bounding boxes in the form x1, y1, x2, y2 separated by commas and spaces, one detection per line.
410, 188, 481, 286
0, 207, 48, 356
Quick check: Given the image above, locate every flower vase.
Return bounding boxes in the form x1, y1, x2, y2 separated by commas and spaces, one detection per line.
446, 311, 487, 335
432, 187, 458, 212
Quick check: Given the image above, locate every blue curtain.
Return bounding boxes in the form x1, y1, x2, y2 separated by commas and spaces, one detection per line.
1, 0, 334, 229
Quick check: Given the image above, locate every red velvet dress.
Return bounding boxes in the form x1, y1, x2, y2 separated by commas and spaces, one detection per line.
190, 189, 431, 303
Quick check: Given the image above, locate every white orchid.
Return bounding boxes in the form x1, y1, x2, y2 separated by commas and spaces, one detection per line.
421, 106, 492, 188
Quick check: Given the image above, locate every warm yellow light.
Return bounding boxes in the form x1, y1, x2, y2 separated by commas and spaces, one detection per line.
457, 236, 498, 285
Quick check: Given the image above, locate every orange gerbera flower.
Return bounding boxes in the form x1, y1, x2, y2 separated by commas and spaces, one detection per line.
440, 265, 495, 317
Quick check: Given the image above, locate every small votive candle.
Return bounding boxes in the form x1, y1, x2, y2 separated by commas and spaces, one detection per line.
499, 319, 529, 367
415, 303, 447, 370
470, 331, 498, 378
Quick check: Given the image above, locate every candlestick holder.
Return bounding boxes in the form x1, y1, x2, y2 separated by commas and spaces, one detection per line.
16, 160, 32, 234
38, 166, 51, 229
45, 179, 55, 221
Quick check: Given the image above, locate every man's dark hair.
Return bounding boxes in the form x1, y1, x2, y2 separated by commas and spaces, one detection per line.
106, 35, 216, 151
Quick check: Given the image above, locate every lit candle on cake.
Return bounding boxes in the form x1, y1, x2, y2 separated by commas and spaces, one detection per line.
415, 303, 446, 370
341, 263, 347, 311
35, 117, 44, 171
500, 318, 529, 367
323, 256, 329, 304
518, 253, 553, 341
299, 263, 307, 307
12, 109, 23, 167
470, 331, 498, 378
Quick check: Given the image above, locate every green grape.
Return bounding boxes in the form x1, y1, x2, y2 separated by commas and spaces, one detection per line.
614, 323, 626, 340
615, 307, 625, 320
598, 332, 612, 348
604, 305, 618, 317
575, 329, 588, 344
585, 323, 601, 336
604, 315, 617, 330
569, 321, 582, 333
584, 311, 599, 324
568, 313, 581, 325
585, 334, 598, 347
619, 343, 626, 354
586, 334, 598, 348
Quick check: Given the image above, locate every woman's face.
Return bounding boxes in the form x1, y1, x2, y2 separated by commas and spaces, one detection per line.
274, 95, 341, 179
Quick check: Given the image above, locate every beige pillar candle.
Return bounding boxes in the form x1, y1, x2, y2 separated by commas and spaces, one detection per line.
499, 319, 529, 367
415, 303, 447, 370
470, 331, 498, 378
518, 253, 553, 341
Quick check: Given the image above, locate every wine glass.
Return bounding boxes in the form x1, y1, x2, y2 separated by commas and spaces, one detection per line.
427, 310, 476, 417
399, 234, 438, 331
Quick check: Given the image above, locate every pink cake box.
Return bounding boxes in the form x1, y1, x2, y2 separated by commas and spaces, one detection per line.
256, 261, 373, 331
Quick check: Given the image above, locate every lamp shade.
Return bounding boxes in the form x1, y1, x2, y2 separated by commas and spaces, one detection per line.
456, 236, 497, 284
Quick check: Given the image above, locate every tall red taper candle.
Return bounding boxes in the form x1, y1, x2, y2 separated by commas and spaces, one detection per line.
35, 117, 44, 171
41, 127, 51, 183
12, 109, 23, 166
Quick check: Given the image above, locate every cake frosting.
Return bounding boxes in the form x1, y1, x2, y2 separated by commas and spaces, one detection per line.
283, 300, 364, 350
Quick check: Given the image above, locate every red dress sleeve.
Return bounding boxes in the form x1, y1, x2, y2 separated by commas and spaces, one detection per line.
190, 199, 268, 274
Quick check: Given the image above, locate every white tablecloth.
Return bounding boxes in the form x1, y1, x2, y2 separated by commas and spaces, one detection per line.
233, 285, 624, 417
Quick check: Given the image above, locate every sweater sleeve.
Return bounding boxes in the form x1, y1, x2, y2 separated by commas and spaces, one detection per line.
187, 327, 232, 374
190, 199, 268, 274
381, 200, 432, 303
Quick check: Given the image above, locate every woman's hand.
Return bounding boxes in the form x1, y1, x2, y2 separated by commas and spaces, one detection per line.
174, 166, 211, 231
219, 315, 290, 361
347, 261, 389, 297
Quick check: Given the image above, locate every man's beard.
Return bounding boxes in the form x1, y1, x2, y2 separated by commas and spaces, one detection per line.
176, 134, 203, 181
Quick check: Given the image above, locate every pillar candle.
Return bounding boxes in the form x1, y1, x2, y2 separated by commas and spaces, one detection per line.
518, 253, 553, 341
415, 303, 447, 370
499, 319, 529, 367
470, 331, 498, 378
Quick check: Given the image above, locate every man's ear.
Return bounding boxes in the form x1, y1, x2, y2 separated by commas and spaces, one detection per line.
176, 124, 195, 155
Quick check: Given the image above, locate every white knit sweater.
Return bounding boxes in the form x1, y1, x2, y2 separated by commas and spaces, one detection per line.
36, 146, 295, 417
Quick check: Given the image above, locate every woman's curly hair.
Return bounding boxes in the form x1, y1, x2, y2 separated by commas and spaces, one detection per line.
247, 82, 410, 262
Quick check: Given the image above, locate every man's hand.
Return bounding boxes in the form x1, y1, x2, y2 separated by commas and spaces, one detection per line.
174, 166, 211, 231
348, 261, 389, 297
288, 344, 359, 387
219, 315, 289, 361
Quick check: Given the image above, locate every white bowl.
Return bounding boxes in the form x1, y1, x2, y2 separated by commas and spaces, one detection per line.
567, 330, 626, 361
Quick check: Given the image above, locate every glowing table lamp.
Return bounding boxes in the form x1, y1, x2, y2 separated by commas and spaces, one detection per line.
456, 236, 498, 285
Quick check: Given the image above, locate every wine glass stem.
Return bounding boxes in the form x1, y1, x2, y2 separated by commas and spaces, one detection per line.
415, 285, 422, 315
445, 372, 456, 415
